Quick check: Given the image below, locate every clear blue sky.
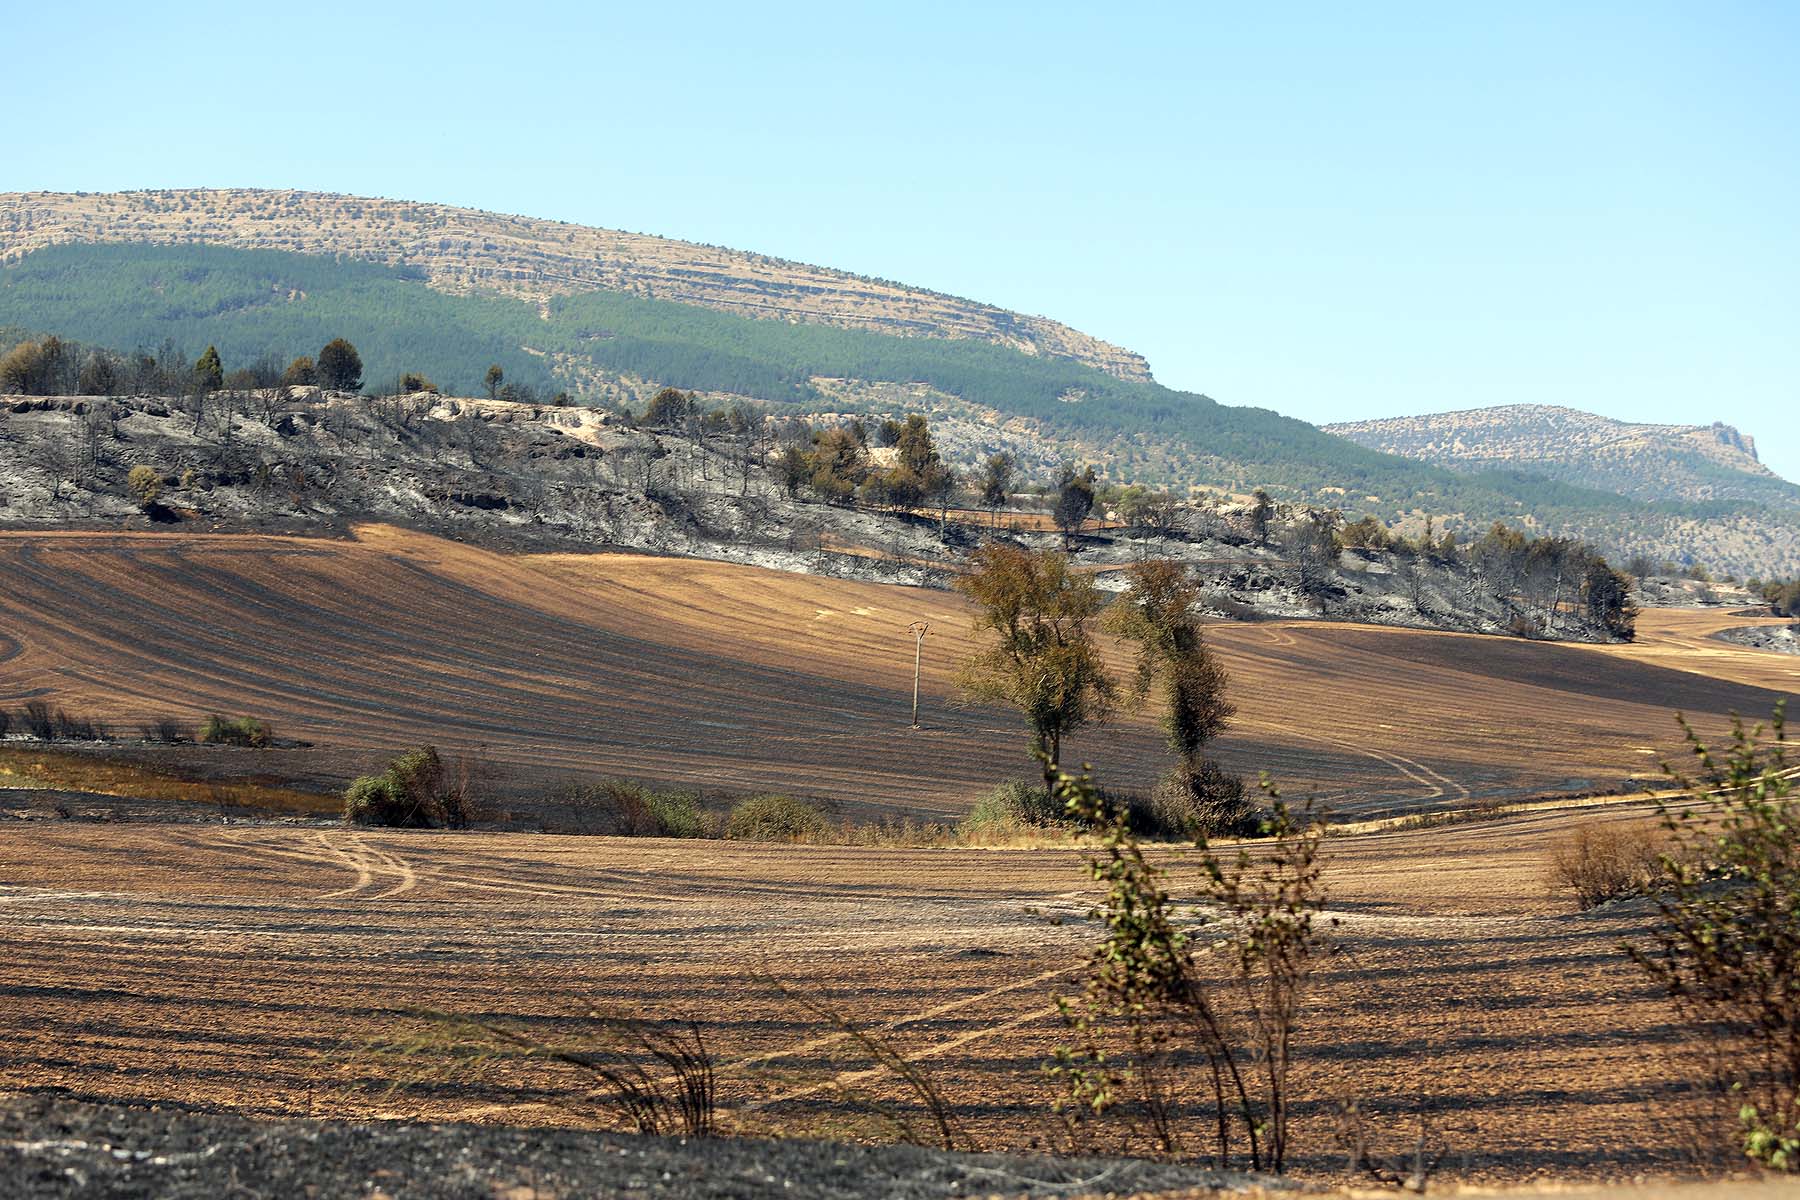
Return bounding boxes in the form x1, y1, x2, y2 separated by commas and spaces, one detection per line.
7, 2, 1797, 478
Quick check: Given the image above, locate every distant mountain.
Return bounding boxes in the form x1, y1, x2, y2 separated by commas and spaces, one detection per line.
2, 190, 1797, 576
1324, 405, 1798, 511
0, 189, 1150, 379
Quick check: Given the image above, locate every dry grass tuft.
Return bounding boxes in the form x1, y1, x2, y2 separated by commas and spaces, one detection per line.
0, 746, 338, 816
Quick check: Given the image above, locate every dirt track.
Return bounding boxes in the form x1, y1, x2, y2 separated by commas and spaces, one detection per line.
0, 527, 1789, 818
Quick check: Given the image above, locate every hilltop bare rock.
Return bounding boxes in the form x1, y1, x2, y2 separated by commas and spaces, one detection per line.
0, 190, 1151, 381
1324, 404, 1791, 507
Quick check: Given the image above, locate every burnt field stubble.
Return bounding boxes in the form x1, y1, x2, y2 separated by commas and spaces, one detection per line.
0, 807, 1751, 1184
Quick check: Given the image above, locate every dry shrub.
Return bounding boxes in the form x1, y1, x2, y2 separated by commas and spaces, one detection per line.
725, 793, 829, 841
198, 714, 273, 748
548, 780, 705, 838
1547, 819, 1668, 909
11, 701, 109, 741
831, 815, 956, 847
53, 708, 107, 741
770, 977, 968, 1150
20, 701, 54, 740
139, 717, 191, 744
1204, 592, 1267, 623
373, 1008, 716, 1138
1146, 763, 1259, 839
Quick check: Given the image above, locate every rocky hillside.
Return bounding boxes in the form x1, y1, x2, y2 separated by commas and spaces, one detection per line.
1325, 404, 1796, 509
0, 390, 1632, 642
0, 189, 1150, 379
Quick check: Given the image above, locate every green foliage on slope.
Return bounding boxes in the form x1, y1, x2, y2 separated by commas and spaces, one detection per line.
0, 243, 560, 398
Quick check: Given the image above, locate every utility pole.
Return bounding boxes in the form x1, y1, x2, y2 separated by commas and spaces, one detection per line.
907, 621, 930, 729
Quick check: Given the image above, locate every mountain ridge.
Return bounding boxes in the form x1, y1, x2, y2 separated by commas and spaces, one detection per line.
0, 189, 1151, 380
1325, 404, 1794, 511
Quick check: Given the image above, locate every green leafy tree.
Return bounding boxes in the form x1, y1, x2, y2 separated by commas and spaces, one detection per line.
485, 363, 504, 401
1249, 489, 1273, 546
641, 386, 693, 429
77, 352, 117, 396
1338, 515, 1392, 551
1290, 511, 1342, 603
0, 337, 65, 395
1583, 561, 1638, 640
1117, 488, 1179, 539
1049, 762, 1331, 1172
317, 339, 363, 392
955, 543, 1115, 788
194, 345, 224, 392
777, 445, 809, 498
884, 414, 953, 523
805, 423, 867, 504
1106, 561, 1246, 836
891, 415, 938, 479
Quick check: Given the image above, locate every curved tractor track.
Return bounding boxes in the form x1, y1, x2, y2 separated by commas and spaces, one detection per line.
0, 526, 1789, 818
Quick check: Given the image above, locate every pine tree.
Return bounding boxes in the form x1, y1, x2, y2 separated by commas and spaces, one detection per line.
194, 345, 224, 392
317, 339, 363, 392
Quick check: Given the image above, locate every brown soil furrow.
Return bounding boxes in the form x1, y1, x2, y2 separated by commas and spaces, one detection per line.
0, 810, 1733, 1181
4, 528, 1790, 822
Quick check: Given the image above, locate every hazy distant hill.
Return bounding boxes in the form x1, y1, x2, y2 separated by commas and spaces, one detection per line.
0, 189, 1149, 379
1325, 405, 1799, 511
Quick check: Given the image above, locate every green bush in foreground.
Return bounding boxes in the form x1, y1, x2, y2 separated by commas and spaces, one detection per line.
959, 780, 1069, 837
1049, 762, 1329, 1173
960, 776, 1257, 842
198, 714, 273, 748
344, 745, 483, 828
344, 772, 418, 828
1628, 704, 1799, 1171
724, 793, 829, 842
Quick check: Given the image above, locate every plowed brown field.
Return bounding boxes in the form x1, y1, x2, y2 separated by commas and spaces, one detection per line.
2, 527, 1795, 1181
0, 526, 1791, 817
0, 800, 1747, 1181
